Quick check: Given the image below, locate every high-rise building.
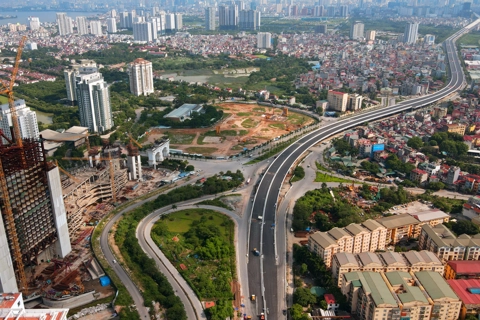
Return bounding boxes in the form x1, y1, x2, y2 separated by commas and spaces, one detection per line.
314, 5, 324, 16
106, 17, 117, 33
205, 7, 216, 31
0, 137, 71, 292
0, 100, 39, 144
128, 58, 154, 96
403, 22, 419, 44
64, 60, 98, 103
133, 21, 154, 42
27, 17, 40, 30
149, 17, 160, 39
127, 10, 137, 28
76, 72, 113, 133
235, 0, 245, 10
366, 30, 376, 41
119, 11, 129, 28
110, 9, 117, 18
165, 13, 176, 31
315, 24, 327, 34
327, 90, 349, 112
219, 4, 238, 30
89, 20, 102, 36
76, 16, 88, 35
339, 5, 348, 17
257, 32, 272, 49
175, 13, 183, 30
350, 21, 364, 40
56, 12, 73, 35
239, 10, 260, 30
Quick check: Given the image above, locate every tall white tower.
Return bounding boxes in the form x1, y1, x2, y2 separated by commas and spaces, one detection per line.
128, 58, 154, 96
28, 17, 40, 30
106, 17, 117, 33
205, 7, 216, 31
90, 20, 103, 36
76, 16, 88, 35
56, 12, 73, 35
0, 99, 39, 144
404, 22, 419, 44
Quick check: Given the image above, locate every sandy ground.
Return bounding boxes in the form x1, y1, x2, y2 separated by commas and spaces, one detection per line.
147, 103, 314, 157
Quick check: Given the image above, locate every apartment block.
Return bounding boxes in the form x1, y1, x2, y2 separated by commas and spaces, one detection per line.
445, 260, 480, 280
447, 279, 480, 320
327, 90, 348, 112
128, 58, 154, 96
342, 271, 461, 320
64, 59, 98, 103
419, 224, 480, 262
332, 250, 444, 287
0, 99, 39, 144
308, 232, 339, 268
378, 214, 419, 244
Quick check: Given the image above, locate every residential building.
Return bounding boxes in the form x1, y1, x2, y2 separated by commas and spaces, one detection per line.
257, 32, 272, 49
308, 232, 339, 268
345, 224, 371, 253
128, 58, 154, 96
64, 59, 98, 103
445, 260, 480, 280
106, 17, 117, 33
315, 24, 327, 34
133, 21, 154, 42
0, 293, 68, 319
463, 196, 480, 219
419, 224, 480, 262
89, 20, 102, 36
28, 17, 40, 30
404, 22, 419, 44
175, 13, 183, 30
165, 13, 176, 31
76, 16, 88, 35
442, 123, 466, 136
415, 271, 462, 320
0, 99, 39, 144
350, 21, 364, 40
239, 10, 260, 30
205, 7, 216, 31
408, 209, 450, 238
163, 104, 204, 122
339, 5, 348, 17
366, 30, 376, 41
56, 12, 73, 36
446, 166, 461, 185
342, 271, 461, 320
362, 219, 387, 251
447, 279, 480, 320
332, 250, 443, 287
327, 90, 348, 112
378, 213, 419, 244
425, 34, 436, 45
324, 294, 339, 311
410, 168, 429, 184
76, 72, 113, 133
119, 11, 129, 28
341, 271, 400, 319
219, 4, 238, 30
385, 271, 432, 320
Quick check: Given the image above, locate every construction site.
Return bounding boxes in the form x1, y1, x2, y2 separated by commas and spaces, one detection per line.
147, 103, 315, 157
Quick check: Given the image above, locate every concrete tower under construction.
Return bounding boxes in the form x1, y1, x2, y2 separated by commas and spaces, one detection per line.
0, 136, 71, 293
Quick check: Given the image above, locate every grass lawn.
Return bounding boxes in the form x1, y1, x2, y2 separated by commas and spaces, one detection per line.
151, 209, 235, 300
315, 161, 331, 172
185, 146, 218, 155
0, 95, 7, 104
459, 32, 480, 46
288, 113, 309, 125
237, 112, 252, 117
166, 132, 196, 144
315, 172, 354, 183
253, 107, 266, 112
239, 129, 248, 136
242, 118, 257, 128
254, 55, 269, 59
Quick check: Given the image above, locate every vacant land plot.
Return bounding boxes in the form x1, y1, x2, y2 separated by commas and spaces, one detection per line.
148, 103, 315, 156
185, 147, 218, 155
0, 96, 7, 104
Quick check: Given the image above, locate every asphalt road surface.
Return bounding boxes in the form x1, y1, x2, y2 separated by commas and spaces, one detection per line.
248, 20, 480, 320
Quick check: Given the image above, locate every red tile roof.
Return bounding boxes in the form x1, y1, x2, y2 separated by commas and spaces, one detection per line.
324, 293, 336, 304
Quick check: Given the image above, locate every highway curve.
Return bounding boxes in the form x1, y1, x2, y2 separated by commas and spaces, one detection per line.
248, 19, 480, 320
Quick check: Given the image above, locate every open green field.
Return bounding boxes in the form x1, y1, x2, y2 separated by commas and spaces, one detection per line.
165, 132, 195, 144
242, 118, 257, 128
0, 96, 7, 104
458, 32, 480, 46
269, 123, 286, 130
185, 146, 218, 155
315, 172, 354, 183
288, 113, 310, 125
151, 209, 235, 300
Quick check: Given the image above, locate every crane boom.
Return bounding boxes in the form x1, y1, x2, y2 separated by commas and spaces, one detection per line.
127, 133, 143, 149
0, 36, 29, 294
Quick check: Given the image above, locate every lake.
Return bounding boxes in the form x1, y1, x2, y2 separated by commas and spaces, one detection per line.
0, 10, 106, 24
35, 110, 53, 124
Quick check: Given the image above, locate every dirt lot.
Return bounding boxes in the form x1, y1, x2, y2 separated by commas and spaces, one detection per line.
147, 103, 314, 157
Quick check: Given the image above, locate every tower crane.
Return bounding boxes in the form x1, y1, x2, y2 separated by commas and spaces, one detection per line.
55, 160, 80, 183
62, 153, 118, 202
127, 133, 143, 150
0, 36, 29, 293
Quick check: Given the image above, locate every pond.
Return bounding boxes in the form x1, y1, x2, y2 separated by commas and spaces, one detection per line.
35, 110, 53, 124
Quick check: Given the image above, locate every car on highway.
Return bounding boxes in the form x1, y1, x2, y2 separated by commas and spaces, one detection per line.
253, 248, 260, 256
251, 294, 256, 301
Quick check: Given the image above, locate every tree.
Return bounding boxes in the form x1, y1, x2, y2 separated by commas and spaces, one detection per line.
452, 220, 480, 236
407, 136, 423, 149
319, 300, 328, 310
426, 182, 445, 191
293, 287, 317, 307
300, 263, 308, 275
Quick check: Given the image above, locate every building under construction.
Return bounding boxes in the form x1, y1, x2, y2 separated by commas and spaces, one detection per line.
0, 136, 71, 293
